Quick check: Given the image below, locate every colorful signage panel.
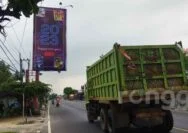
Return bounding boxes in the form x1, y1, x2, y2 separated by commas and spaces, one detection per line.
33, 7, 66, 71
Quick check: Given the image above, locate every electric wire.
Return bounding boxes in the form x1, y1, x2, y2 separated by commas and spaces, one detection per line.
0, 43, 18, 71
1, 61, 17, 72
6, 20, 20, 28
40, 0, 43, 6
8, 67, 17, 72
0, 39, 20, 65
10, 22, 28, 58
5, 36, 20, 57
0, 58, 17, 72
20, 18, 28, 50
4, 39, 19, 57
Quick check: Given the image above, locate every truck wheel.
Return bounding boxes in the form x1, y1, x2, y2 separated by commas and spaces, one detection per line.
159, 110, 174, 133
107, 109, 119, 133
100, 108, 108, 132
107, 111, 113, 133
87, 111, 94, 123
163, 110, 174, 132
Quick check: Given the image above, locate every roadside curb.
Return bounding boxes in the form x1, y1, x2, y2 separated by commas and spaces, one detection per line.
48, 102, 51, 133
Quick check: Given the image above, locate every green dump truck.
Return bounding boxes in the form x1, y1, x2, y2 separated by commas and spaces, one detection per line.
184, 52, 188, 78
85, 42, 188, 133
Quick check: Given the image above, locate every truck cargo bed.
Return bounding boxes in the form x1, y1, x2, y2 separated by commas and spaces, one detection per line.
86, 43, 188, 103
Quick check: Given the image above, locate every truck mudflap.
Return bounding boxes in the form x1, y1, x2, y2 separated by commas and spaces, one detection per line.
132, 109, 165, 128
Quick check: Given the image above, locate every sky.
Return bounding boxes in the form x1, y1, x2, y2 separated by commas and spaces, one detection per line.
1, 0, 188, 94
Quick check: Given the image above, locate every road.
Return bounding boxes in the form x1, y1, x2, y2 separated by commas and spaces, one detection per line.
46, 100, 188, 133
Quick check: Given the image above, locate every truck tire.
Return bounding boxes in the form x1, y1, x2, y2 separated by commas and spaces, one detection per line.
162, 110, 174, 132
107, 109, 119, 133
87, 111, 94, 123
100, 108, 108, 133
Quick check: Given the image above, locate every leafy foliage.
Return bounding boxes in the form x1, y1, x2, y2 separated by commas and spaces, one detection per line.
72, 89, 78, 94
0, 61, 13, 84
49, 93, 58, 100
0, 81, 51, 99
24, 81, 51, 99
0, 60, 51, 102
0, 60, 51, 118
64, 87, 73, 95
63, 87, 78, 96
0, 0, 42, 36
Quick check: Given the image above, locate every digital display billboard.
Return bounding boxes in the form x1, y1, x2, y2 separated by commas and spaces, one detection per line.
33, 7, 66, 71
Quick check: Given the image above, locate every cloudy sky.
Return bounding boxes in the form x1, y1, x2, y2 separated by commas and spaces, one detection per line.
1, 0, 188, 94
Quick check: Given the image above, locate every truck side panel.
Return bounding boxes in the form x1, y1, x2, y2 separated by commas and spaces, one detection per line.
86, 49, 120, 101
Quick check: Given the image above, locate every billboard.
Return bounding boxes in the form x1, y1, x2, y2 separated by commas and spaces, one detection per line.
33, 7, 66, 71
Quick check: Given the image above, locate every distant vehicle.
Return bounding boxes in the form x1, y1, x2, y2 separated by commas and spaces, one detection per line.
56, 102, 60, 107
56, 96, 61, 107
85, 42, 188, 133
69, 94, 74, 100
51, 100, 54, 105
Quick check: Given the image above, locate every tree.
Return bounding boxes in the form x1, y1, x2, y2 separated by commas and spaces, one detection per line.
49, 93, 58, 100
72, 89, 78, 94
0, 0, 42, 36
63, 87, 73, 96
0, 60, 13, 84
0, 60, 52, 98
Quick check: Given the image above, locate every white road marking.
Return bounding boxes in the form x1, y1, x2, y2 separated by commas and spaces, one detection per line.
174, 127, 188, 132
48, 102, 51, 133
172, 110, 188, 114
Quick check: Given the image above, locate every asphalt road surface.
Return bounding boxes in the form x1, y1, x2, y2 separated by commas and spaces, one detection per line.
47, 100, 188, 133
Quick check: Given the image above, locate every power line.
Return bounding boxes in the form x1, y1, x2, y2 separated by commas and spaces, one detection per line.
0, 58, 17, 72
0, 39, 20, 65
9, 67, 17, 72
0, 43, 18, 71
6, 20, 20, 28
10, 22, 28, 58
20, 18, 28, 50
5, 40, 19, 57
5, 36, 20, 56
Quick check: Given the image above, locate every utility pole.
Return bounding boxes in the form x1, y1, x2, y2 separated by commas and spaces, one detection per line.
20, 53, 31, 123
23, 58, 30, 83
19, 53, 23, 83
19, 53, 25, 123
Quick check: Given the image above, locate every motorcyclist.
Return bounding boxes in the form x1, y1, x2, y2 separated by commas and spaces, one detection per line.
51, 99, 54, 105
56, 96, 60, 107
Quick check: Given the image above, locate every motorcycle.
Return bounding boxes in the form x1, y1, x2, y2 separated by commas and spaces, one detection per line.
51, 100, 54, 105
56, 102, 60, 107
56, 96, 61, 107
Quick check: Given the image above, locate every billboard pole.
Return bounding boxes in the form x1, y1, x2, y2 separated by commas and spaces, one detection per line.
36, 70, 39, 82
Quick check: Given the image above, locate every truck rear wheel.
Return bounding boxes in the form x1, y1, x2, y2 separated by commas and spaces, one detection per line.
86, 108, 95, 123
87, 112, 94, 123
162, 110, 174, 132
100, 108, 108, 132
107, 109, 120, 133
